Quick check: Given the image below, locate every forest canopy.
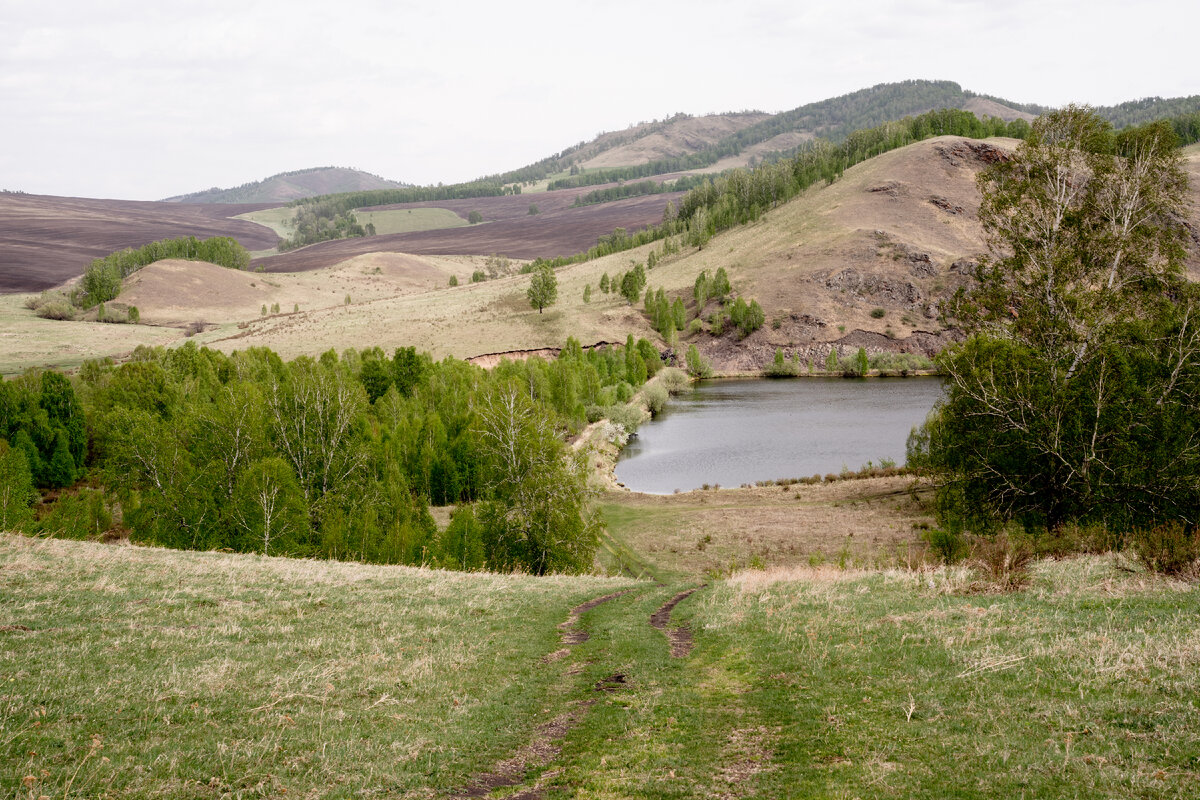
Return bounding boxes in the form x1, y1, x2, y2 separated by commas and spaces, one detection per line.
1, 337, 666, 574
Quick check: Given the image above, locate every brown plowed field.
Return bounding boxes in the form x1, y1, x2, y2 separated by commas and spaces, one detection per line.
255, 191, 683, 273
0, 194, 280, 292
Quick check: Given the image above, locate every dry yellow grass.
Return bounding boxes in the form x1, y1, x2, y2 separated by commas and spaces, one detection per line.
599, 476, 933, 580
7, 139, 1198, 376
0, 294, 179, 377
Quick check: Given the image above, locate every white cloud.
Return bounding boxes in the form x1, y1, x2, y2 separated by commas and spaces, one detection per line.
1, 0, 1197, 198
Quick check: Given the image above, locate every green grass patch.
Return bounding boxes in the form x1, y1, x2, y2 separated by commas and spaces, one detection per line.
545, 558, 1199, 798
352, 207, 468, 235
5, 537, 1197, 798
0, 535, 636, 798
235, 207, 297, 239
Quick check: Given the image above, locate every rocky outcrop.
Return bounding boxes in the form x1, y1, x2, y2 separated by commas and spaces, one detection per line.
824, 268, 925, 305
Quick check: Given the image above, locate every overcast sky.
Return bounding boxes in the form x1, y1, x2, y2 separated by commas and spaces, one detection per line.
2, 0, 1197, 201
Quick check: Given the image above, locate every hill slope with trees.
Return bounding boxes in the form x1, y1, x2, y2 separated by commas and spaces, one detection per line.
163, 167, 411, 204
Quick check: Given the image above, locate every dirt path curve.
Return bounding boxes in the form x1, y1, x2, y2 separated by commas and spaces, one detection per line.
450, 589, 633, 799
650, 586, 705, 658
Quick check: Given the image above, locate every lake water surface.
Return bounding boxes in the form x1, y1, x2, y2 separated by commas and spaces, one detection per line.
614, 377, 944, 494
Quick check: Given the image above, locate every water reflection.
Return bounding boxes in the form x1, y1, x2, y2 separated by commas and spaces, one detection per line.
614, 377, 943, 494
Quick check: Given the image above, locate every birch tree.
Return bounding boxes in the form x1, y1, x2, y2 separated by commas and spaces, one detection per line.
923, 108, 1199, 530
474, 386, 596, 574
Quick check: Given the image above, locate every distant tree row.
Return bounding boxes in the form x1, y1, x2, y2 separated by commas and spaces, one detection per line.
80, 236, 250, 306
570, 175, 711, 207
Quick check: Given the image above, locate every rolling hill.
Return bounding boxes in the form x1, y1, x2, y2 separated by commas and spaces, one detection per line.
6, 130, 1200, 377
162, 166, 410, 204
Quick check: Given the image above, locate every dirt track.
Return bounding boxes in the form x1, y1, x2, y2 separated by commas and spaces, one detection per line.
0, 194, 280, 292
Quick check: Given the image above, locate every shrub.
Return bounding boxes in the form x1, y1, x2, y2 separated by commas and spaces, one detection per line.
34, 488, 114, 540
969, 531, 1034, 591
36, 300, 76, 320
765, 348, 799, 377
869, 351, 934, 376
870, 307, 886, 319
471, 270, 486, 283
687, 318, 703, 337
658, 367, 689, 394
603, 403, 647, 432
448, 275, 459, 286
1128, 522, 1200, 576
924, 527, 967, 564
642, 383, 668, 416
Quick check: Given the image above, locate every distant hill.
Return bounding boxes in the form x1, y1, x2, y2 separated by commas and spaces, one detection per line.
164, 167, 410, 204
488, 80, 1200, 182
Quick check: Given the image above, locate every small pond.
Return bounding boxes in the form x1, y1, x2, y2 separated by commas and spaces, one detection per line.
614, 377, 943, 494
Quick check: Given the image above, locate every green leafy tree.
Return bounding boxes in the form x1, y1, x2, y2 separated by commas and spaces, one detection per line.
467, 210, 483, 224
583, 284, 592, 303
474, 386, 597, 574
619, 263, 646, 303
0, 441, 36, 531
855, 347, 869, 376
232, 457, 310, 556
45, 428, 77, 488
920, 107, 1197, 531
527, 264, 558, 313
685, 344, 713, 378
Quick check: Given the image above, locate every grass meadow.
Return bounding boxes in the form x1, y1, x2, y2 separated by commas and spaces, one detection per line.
3, 530, 1197, 798
0, 535, 635, 798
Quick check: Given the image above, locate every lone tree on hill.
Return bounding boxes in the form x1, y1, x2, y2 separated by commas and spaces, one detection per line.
527, 264, 558, 314
915, 106, 1198, 532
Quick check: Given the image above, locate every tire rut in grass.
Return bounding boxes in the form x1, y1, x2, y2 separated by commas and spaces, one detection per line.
452, 589, 634, 798
650, 586, 704, 658
544, 588, 634, 661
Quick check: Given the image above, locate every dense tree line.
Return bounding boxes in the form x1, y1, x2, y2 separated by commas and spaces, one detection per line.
1095, 96, 1200, 130
1167, 111, 1200, 146
80, 236, 250, 306
570, 175, 711, 207
1, 338, 666, 573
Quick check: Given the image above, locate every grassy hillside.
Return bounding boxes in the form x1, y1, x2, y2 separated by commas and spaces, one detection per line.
4, 534, 1196, 798
8, 136, 1199, 376
0, 535, 637, 798
163, 167, 409, 204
